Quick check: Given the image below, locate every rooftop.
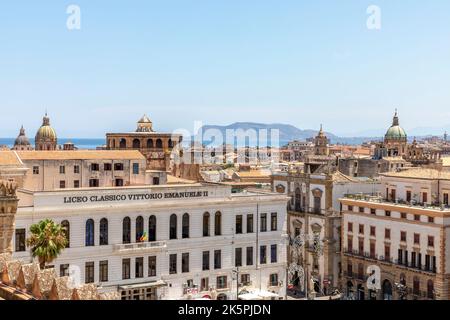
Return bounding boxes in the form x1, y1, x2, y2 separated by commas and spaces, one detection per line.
0, 151, 22, 166
380, 168, 450, 180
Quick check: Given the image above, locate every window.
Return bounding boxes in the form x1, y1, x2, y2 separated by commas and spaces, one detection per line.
122, 259, 131, 280
182, 213, 190, 239
401, 212, 407, 219
428, 236, 434, 247
169, 254, 177, 274
99, 261, 108, 282
428, 216, 434, 223
89, 179, 99, 187
348, 206, 354, 212
247, 214, 254, 233
217, 276, 227, 289
61, 220, 70, 248
385, 210, 391, 217
401, 231, 407, 242
59, 166, 65, 174
423, 192, 428, 203
370, 226, 376, 237
133, 163, 139, 175
235, 215, 243, 234
149, 216, 157, 241
359, 207, 364, 213
15, 229, 26, 252
33, 166, 39, 174
147, 139, 154, 148
269, 274, 279, 287
427, 280, 434, 299
370, 208, 376, 215
200, 278, 209, 292
59, 181, 66, 189
214, 250, 221, 269
153, 177, 160, 185
359, 224, 364, 235
135, 257, 144, 278
384, 245, 390, 261
235, 248, 242, 267
132, 139, 141, 149
271, 245, 277, 263
114, 163, 124, 171
295, 228, 301, 237
202, 251, 210, 271
406, 191, 412, 202
347, 236, 353, 252
60, 264, 69, 277
136, 216, 144, 242
271, 213, 277, 231
241, 274, 251, 286
413, 277, 420, 296
214, 212, 222, 236
246, 247, 254, 266
85, 262, 95, 284
398, 249, 403, 265
444, 193, 449, 206
385, 228, 391, 240
74, 180, 80, 188
156, 139, 163, 148
182, 253, 190, 273
358, 238, 364, 254
91, 163, 100, 171
260, 213, 267, 232
122, 217, 131, 244
414, 233, 420, 244
170, 214, 177, 240
203, 212, 210, 237
99, 218, 108, 245
260, 246, 267, 264
148, 256, 157, 277
104, 163, 112, 171
348, 222, 353, 233
414, 215, 420, 221
85, 219, 95, 246
74, 165, 80, 174
369, 242, 375, 259
115, 179, 124, 187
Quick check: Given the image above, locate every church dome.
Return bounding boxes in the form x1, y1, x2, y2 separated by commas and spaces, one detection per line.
14, 126, 31, 146
136, 114, 153, 132
35, 113, 57, 150
385, 111, 407, 141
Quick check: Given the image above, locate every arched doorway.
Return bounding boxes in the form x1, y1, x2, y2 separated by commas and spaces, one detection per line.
382, 280, 393, 300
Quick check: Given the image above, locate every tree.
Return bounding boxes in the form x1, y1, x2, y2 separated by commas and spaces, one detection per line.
26, 219, 68, 269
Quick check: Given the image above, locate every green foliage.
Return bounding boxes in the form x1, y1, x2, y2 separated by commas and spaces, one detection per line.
26, 219, 68, 268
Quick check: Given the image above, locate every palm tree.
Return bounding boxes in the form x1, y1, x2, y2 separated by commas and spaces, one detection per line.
26, 219, 68, 269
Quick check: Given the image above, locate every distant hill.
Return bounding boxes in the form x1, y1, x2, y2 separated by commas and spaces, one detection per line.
192, 122, 376, 146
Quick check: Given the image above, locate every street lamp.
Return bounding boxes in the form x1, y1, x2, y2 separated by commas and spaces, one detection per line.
232, 267, 240, 300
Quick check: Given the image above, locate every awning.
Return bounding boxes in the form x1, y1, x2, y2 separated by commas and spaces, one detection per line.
119, 280, 167, 290
238, 293, 263, 300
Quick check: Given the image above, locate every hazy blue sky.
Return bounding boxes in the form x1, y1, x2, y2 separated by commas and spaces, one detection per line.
1, 0, 450, 138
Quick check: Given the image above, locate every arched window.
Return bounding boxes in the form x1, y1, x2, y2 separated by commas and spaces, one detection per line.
203, 212, 210, 237
132, 139, 141, 149
119, 138, 127, 149
427, 280, 434, 299
111, 139, 116, 148
85, 219, 95, 246
147, 139, 154, 148
149, 215, 157, 241
136, 216, 144, 242
182, 213, 190, 239
170, 214, 177, 240
156, 139, 163, 148
168, 139, 173, 148
100, 218, 108, 245
215, 212, 222, 236
413, 276, 420, 296
61, 220, 70, 248
123, 217, 131, 244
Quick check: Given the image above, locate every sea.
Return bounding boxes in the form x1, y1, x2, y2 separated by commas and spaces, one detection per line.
0, 138, 105, 150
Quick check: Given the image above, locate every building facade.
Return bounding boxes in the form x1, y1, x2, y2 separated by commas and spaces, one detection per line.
12, 184, 289, 300
340, 169, 450, 300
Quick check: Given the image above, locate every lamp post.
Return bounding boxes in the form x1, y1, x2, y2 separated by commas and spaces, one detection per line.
232, 267, 240, 300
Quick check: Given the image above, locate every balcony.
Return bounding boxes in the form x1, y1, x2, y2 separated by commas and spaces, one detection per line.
394, 260, 436, 274
113, 241, 167, 254
290, 206, 340, 217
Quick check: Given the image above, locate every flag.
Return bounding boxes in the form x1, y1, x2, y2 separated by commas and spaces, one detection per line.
140, 232, 148, 242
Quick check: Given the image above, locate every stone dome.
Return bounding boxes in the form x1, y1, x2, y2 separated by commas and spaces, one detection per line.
14, 126, 31, 146
385, 111, 407, 141
35, 113, 57, 150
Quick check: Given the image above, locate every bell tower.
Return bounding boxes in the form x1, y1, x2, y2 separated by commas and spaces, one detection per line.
0, 180, 19, 255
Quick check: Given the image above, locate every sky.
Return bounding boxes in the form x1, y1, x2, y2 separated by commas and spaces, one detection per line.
1, 0, 450, 138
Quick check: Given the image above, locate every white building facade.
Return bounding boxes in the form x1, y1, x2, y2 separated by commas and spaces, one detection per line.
12, 184, 289, 300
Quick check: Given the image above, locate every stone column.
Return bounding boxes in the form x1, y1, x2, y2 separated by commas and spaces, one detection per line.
0, 181, 19, 255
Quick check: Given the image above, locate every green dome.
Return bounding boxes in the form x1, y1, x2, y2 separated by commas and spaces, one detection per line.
385, 111, 407, 141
